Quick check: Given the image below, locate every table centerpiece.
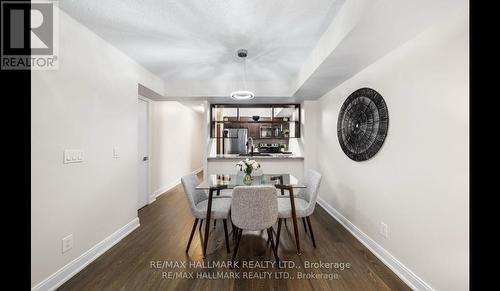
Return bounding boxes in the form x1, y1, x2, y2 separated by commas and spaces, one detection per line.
236, 158, 261, 185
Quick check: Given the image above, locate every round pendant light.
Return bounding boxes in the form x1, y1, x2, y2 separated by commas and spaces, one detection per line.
230, 49, 255, 100
230, 90, 254, 100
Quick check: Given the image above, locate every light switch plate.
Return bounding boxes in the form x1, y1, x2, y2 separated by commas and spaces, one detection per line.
63, 149, 84, 164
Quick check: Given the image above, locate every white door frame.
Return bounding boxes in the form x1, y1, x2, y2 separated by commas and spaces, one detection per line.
138, 95, 153, 206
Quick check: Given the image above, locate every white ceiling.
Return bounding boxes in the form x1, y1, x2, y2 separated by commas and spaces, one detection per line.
60, 0, 464, 101
292, 0, 465, 100
59, 0, 344, 82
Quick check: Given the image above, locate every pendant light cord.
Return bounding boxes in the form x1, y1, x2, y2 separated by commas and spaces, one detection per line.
243, 58, 248, 89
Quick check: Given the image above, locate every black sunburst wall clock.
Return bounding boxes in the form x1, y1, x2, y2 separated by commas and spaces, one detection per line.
337, 88, 389, 161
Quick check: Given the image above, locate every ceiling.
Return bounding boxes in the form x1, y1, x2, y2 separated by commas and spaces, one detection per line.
59, 0, 344, 81
60, 0, 463, 102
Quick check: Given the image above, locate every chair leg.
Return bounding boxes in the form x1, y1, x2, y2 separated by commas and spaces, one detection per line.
199, 219, 203, 231
232, 229, 243, 266
213, 190, 220, 230
275, 218, 282, 252
234, 227, 238, 240
229, 209, 233, 234
267, 227, 280, 267
230, 213, 236, 239
223, 219, 230, 253
202, 189, 214, 258
203, 218, 211, 258
306, 216, 317, 248
302, 217, 308, 233
185, 218, 199, 253
232, 222, 237, 239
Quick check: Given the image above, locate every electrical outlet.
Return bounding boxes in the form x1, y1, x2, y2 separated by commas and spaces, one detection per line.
113, 147, 120, 158
62, 234, 73, 253
380, 222, 389, 238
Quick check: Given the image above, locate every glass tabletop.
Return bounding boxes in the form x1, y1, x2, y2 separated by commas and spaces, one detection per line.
196, 174, 306, 190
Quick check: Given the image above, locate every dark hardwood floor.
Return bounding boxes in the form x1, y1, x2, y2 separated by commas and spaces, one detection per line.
59, 174, 409, 291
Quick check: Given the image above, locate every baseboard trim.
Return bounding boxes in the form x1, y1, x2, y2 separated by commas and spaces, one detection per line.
316, 197, 433, 291
149, 180, 178, 203
31, 218, 140, 291
149, 167, 203, 203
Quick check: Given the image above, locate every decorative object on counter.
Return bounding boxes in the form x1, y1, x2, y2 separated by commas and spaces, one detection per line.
223, 117, 229, 121
252, 115, 260, 121
283, 117, 289, 122
236, 158, 261, 185
283, 128, 289, 138
337, 87, 389, 161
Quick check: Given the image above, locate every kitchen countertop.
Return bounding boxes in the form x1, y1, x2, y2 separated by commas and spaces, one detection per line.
207, 154, 304, 160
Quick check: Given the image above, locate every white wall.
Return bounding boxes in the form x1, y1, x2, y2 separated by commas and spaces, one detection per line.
302, 101, 319, 171
150, 102, 204, 197
310, 4, 468, 291
31, 10, 164, 288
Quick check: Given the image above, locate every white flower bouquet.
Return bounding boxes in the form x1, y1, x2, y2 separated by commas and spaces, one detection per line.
236, 158, 261, 176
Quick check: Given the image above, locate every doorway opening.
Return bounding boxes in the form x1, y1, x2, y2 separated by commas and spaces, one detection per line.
138, 96, 151, 209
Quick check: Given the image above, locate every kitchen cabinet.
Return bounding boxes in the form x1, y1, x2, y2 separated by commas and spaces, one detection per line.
210, 104, 300, 139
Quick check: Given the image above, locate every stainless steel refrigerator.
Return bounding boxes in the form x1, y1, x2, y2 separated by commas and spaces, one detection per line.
222, 128, 247, 154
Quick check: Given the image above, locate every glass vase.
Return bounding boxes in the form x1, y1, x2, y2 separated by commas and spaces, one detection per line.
243, 173, 252, 185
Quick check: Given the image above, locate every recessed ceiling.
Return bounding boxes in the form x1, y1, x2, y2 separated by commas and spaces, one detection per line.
59, 0, 345, 83
60, 0, 464, 101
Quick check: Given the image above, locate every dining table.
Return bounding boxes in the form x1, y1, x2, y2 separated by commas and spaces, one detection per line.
196, 173, 306, 257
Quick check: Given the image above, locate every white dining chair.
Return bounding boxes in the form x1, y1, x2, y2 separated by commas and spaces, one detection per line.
231, 185, 280, 265
181, 173, 231, 255
275, 169, 322, 251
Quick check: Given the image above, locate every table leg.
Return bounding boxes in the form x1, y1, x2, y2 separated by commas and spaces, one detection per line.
213, 190, 221, 229
223, 219, 230, 253
203, 188, 214, 258
279, 176, 285, 196
288, 187, 301, 255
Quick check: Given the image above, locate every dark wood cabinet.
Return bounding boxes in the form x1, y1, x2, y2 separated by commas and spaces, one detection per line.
210, 104, 301, 139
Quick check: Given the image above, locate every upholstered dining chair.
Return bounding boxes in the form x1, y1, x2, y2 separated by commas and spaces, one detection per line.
181, 173, 231, 255
231, 186, 280, 265
275, 169, 322, 252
